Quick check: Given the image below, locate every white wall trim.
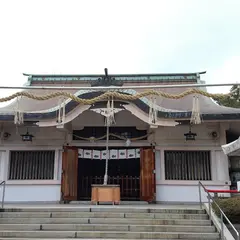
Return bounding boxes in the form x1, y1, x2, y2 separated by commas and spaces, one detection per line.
57, 150, 62, 180
160, 150, 165, 181
0, 145, 63, 151
54, 150, 59, 180
4, 150, 10, 181
211, 150, 217, 181
0, 151, 5, 181
155, 146, 222, 151
6, 180, 61, 185
156, 180, 231, 186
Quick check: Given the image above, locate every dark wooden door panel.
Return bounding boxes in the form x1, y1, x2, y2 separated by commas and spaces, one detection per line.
61, 147, 78, 201
140, 148, 155, 202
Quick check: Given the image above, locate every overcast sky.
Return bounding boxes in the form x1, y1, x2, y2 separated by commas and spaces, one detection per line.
0, 0, 240, 103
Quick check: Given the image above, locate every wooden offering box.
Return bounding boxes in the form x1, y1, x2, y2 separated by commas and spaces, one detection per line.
91, 184, 120, 205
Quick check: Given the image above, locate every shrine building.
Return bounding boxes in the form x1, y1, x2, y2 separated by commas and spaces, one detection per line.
0, 69, 239, 203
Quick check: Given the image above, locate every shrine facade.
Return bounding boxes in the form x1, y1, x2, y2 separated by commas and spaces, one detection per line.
0, 70, 239, 203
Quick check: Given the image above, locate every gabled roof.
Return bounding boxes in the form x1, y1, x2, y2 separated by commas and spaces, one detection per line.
0, 87, 240, 122
0, 70, 238, 123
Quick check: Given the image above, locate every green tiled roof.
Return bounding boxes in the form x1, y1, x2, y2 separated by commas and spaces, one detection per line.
23, 71, 206, 84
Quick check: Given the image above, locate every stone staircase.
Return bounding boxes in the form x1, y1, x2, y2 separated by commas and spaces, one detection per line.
0, 206, 220, 239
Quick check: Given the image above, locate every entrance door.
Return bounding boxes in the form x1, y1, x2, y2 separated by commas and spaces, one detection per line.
140, 148, 155, 202
61, 147, 78, 202
77, 147, 141, 201
77, 156, 140, 201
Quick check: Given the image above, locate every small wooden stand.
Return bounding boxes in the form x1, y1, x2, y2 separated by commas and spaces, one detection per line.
91, 184, 120, 205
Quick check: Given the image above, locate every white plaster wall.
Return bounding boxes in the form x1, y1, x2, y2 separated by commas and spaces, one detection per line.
2, 185, 61, 202
154, 122, 231, 203
1, 126, 66, 146
0, 126, 64, 202
156, 185, 230, 203
0, 121, 231, 203
154, 122, 221, 147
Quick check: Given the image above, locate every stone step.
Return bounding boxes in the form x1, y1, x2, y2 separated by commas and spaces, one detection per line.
0, 239, 221, 240
0, 217, 212, 225
0, 231, 220, 239
2, 208, 205, 214
0, 239, 220, 240
0, 212, 208, 219
91, 208, 205, 214
70, 201, 149, 205
0, 224, 216, 233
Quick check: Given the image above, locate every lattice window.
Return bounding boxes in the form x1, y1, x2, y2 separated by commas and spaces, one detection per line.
8, 151, 55, 180
164, 151, 211, 180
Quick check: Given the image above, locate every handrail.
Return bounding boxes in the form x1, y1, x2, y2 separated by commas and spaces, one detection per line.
199, 181, 239, 240
0, 181, 6, 209
206, 189, 240, 199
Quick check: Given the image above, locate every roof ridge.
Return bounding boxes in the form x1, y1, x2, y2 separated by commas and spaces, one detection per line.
23, 71, 206, 77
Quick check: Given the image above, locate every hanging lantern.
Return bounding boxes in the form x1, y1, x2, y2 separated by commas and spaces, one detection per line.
184, 125, 197, 141
21, 131, 34, 142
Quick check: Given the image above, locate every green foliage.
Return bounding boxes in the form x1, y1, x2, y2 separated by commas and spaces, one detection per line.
217, 97, 240, 108
216, 85, 240, 108
212, 197, 240, 224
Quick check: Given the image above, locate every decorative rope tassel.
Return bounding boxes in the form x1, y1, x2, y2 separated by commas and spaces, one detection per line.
62, 98, 66, 125
14, 97, 24, 125
57, 102, 61, 124
153, 97, 157, 124
14, 112, 24, 125
190, 96, 202, 125
105, 100, 111, 126
148, 97, 153, 124
110, 97, 115, 125
57, 97, 66, 125
104, 98, 115, 126
149, 97, 157, 125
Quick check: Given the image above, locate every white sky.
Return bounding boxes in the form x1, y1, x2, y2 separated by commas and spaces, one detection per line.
0, 0, 240, 104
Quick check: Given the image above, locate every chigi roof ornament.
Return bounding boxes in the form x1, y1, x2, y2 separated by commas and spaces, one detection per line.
91, 68, 123, 87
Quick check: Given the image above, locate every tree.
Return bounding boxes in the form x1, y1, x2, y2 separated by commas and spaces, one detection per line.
215, 85, 240, 108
